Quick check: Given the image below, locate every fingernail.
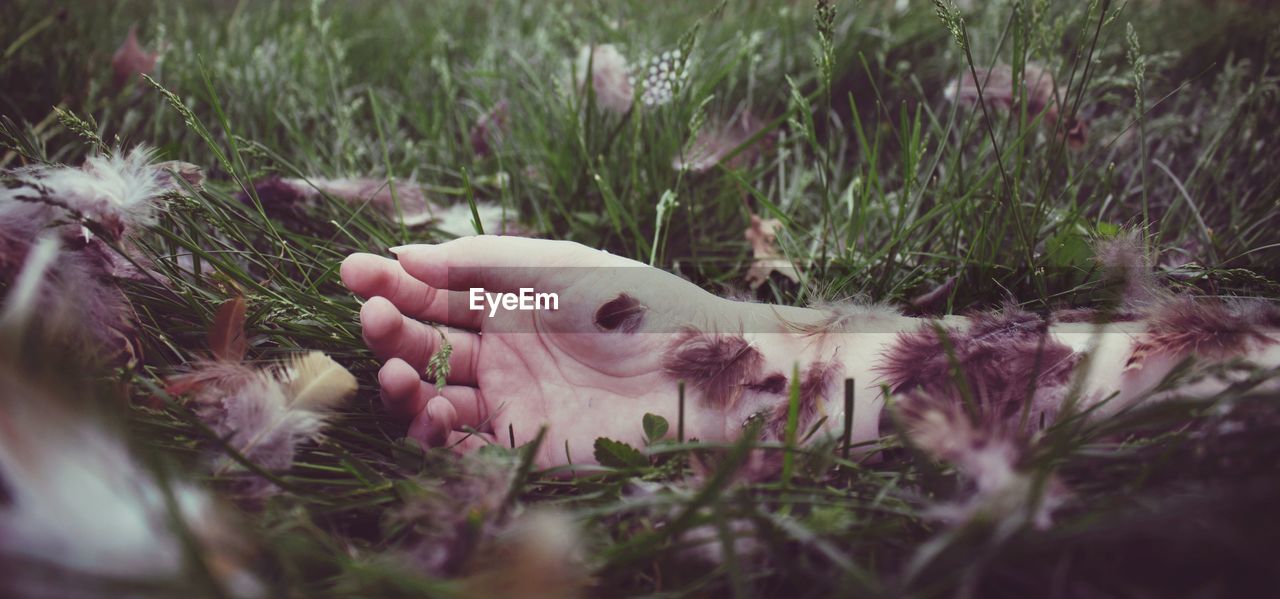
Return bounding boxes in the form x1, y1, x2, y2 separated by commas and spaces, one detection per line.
389, 244, 434, 256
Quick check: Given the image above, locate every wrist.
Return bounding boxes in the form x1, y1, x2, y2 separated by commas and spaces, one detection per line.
712, 301, 896, 449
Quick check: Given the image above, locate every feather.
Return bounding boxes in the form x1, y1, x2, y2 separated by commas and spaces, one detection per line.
948, 63, 1088, 149
430, 200, 514, 237
463, 509, 588, 599
243, 176, 523, 234
894, 389, 1067, 529
470, 99, 509, 157
1127, 297, 1280, 368
0, 147, 183, 365
0, 367, 259, 596
743, 213, 799, 289
396, 450, 519, 575
284, 176, 434, 225
208, 296, 248, 362
3, 146, 176, 239
573, 44, 633, 114
282, 351, 357, 412
673, 109, 771, 173
593, 293, 647, 333
1092, 230, 1161, 308
662, 329, 764, 409
111, 25, 159, 88
175, 352, 356, 480
797, 300, 905, 335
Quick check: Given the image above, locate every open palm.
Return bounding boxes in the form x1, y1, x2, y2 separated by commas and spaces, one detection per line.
341, 236, 748, 467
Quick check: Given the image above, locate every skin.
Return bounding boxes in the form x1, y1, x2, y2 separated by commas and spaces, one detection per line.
341, 236, 1280, 469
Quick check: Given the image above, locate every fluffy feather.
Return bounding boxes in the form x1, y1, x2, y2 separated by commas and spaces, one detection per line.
907, 275, 958, 315
111, 25, 159, 88
798, 300, 905, 335
894, 390, 1066, 530
1093, 231, 1161, 308
882, 307, 1082, 527
1127, 297, 1280, 367
573, 44, 633, 114
273, 176, 434, 225
0, 368, 258, 597
396, 451, 519, 575
947, 63, 1088, 149
881, 308, 1080, 423
662, 329, 764, 409
743, 213, 799, 289
470, 99, 509, 157
429, 200, 514, 237
208, 296, 249, 362
176, 351, 356, 476
244, 176, 519, 235
3, 147, 180, 239
763, 359, 840, 442
673, 109, 771, 173
0, 148, 186, 365
464, 509, 587, 599
281, 351, 358, 412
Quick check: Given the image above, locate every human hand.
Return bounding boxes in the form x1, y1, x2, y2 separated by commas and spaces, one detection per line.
342, 236, 861, 468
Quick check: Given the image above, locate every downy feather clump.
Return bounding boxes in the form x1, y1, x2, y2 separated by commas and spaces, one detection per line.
0, 148, 197, 365
170, 351, 357, 484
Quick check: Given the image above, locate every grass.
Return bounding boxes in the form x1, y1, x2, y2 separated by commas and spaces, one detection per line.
3, 0, 1280, 596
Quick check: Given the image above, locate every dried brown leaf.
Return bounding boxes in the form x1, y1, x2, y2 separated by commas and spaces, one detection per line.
208, 296, 248, 362
743, 214, 799, 289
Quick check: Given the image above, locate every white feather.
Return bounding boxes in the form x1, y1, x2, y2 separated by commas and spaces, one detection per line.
0, 382, 258, 596
432, 201, 507, 237
283, 351, 358, 411
189, 352, 356, 474
6, 147, 171, 232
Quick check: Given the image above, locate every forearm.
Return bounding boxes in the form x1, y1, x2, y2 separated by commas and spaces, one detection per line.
676, 301, 910, 449
706, 299, 1280, 455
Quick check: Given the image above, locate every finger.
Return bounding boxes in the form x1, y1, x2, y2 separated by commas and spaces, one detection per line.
391, 235, 629, 292
443, 429, 498, 454
341, 253, 482, 329
378, 360, 490, 433
377, 358, 426, 420
408, 395, 457, 447
360, 297, 480, 384
438, 384, 489, 432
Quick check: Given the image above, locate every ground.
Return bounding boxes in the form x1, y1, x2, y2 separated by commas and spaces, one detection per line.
2, 0, 1280, 596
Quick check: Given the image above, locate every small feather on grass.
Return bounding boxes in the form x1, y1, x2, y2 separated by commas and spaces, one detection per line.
170, 351, 357, 486
743, 213, 799, 289
947, 63, 1089, 149
243, 176, 519, 235
111, 25, 160, 88
573, 44, 633, 115
673, 109, 770, 173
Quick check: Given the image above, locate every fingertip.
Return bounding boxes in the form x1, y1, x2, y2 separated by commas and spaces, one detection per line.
407, 408, 433, 449
340, 252, 376, 287
408, 395, 457, 448
394, 245, 447, 288
389, 243, 428, 254
426, 395, 458, 431
377, 358, 420, 409
359, 296, 402, 341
